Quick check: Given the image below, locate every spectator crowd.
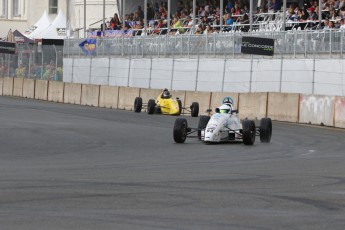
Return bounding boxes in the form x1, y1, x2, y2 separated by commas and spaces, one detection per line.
91, 0, 345, 37
0, 60, 63, 80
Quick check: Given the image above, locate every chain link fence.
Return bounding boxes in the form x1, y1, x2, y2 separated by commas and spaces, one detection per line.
64, 29, 345, 59
0, 43, 63, 81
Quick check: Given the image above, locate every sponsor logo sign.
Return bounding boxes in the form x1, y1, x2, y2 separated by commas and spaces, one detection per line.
241, 36, 275, 56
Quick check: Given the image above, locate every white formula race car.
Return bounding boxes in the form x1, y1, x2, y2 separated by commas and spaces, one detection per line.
173, 97, 272, 145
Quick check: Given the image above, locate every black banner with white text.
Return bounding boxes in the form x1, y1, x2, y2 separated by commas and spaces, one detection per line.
241, 37, 274, 56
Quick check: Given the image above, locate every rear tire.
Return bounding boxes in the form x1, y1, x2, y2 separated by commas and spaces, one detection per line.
198, 115, 210, 140
173, 118, 188, 143
260, 118, 272, 143
191, 102, 199, 117
134, 97, 142, 113
242, 120, 256, 145
147, 99, 155, 114
177, 99, 182, 115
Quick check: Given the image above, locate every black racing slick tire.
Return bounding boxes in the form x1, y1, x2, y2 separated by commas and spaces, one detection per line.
260, 118, 272, 143
147, 99, 156, 114
242, 120, 256, 145
134, 97, 142, 113
173, 118, 188, 143
198, 115, 210, 140
191, 102, 199, 117
177, 99, 182, 115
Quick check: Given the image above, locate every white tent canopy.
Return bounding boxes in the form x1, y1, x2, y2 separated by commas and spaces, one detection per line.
25, 10, 51, 38
33, 9, 67, 39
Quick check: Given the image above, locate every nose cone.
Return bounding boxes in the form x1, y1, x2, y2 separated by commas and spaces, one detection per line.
204, 130, 220, 142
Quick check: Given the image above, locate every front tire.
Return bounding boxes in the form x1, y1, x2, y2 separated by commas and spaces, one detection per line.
260, 118, 272, 143
242, 120, 256, 145
147, 99, 156, 114
134, 97, 142, 113
190, 102, 199, 117
198, 115, 210, 140
173, 118, 188, 143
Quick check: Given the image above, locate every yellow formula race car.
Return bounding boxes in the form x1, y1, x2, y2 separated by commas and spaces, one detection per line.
134, 91, 199, 117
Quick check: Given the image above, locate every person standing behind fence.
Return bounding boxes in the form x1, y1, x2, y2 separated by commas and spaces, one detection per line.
0, 63, 5, 77
43, 63, 55, 80
15, 64, 26, 78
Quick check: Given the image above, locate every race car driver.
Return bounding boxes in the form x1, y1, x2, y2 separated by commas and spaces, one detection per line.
161, 88, 171, 99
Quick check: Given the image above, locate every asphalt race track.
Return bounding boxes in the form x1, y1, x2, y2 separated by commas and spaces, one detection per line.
0, 96, 345, 230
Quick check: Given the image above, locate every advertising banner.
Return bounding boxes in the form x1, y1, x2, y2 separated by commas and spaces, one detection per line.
241, 37, 275, 56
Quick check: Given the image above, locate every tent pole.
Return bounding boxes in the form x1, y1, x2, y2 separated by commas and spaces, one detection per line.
123, 0, 126, 29
66, 0, 70, 38
168, 0, 171, 32
319, 0, 322, 28
192, 0, 196, 31
144, 0, 147, 35
102, 0, 105, 32
220, 0, 223, 32
84, 0, 86, 38
250, 0, 253, 31
283, 0, 286, 31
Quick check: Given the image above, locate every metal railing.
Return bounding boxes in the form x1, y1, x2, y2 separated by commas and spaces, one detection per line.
64, 29, 345, 59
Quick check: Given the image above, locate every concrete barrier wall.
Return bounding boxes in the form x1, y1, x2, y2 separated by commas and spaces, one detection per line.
117, 87, 140, 110
238, 93, 268, 120
99, 85, 119, 109
4, 78, 345, 130
35, 80, 48, 100
48, 81, 64, 103
13, 78, 24, 97
22, 79, 35, 99
334, 97, 345, 128
64, 83, 82, 104
267, 93, 299, 122
81, 84, 100, 106
171, 90, 186, 106
3, 77, 13, 96
184, 91, 211, 116
0, 77, 3, 95
139, 88, 162, 103
299, 94, 335, 126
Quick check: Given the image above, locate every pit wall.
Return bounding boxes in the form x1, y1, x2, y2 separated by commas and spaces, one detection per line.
1, 77, 345, 129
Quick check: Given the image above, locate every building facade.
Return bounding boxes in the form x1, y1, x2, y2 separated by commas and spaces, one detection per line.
0, 0, 119, 38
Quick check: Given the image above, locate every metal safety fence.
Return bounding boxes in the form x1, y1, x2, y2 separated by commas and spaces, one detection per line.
0, 44, 63, 81
64, 29, 345, 59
